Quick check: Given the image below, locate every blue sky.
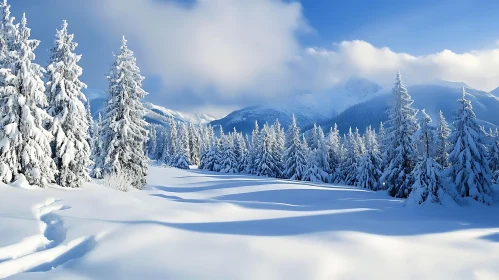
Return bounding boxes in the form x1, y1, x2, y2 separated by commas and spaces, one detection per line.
9, 0, 499, 115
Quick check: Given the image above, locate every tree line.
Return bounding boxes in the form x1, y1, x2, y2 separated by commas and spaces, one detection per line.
147, 72, 497, 205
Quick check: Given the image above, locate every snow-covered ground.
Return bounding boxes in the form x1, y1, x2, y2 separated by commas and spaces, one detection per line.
1, 165, 499, 280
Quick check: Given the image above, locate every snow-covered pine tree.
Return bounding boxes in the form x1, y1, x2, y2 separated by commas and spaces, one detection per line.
212, 125, 224, 172
0, 14, 56, 187
233, 131, 247, 173
382, 71, 419, 198
99, 37, 148, 189
435, 110, 451, 168
248, 121, 260, 174
189, 123, 200, 165
46, 20, 91, 188
0, 0, 16, 68
255, 124, 275, 177
161, 117, 175, 165
90, 112, 103, 178
406, 109, 449, 205
199, 126, 216, 171
243, 134, 252, 173
86, 100, 94, 145
283, 114, 307, 180
340, 128, 358, 185
220, 133, 237, 173
326, 124, 341, 183
272, 119, 285, 178
173, 122, 190, 169
448, 88, 493, 205
356, 126, 383, 190
489, 131, 499, 183
303, 126, 330, 183
147, 125, 157, 159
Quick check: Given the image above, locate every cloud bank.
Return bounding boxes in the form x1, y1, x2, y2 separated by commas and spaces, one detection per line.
90, 0, 499, 114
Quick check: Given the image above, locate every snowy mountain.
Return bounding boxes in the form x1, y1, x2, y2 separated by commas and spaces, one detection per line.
89, 98, 215, 126
313, 83, 499, 133
210, 76, 384, 135
209, 105, 333, 136
143, 102, 216, 126
490, 86, 499, 97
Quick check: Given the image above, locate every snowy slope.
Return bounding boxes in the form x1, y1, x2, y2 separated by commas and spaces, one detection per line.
210, 77, 383, 134
1, 166, 499, 279
143, 102, 216, 126
89, 97, 215, 126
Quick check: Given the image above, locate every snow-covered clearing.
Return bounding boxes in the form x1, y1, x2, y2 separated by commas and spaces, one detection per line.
1, 165, 499, 280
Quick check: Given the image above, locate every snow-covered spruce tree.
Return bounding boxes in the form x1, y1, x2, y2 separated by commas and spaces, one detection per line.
382, 71, 419, 198
86, 100, 94, 145
90, 113, 103, 178
199, 126, 216, 171
212, 125, 224, 172
234, 131, 248, 173
99, 37, 148, 189
489, 131, 499, 183
0, 0, 16, 68
303, 126, 330, 183
407, 109, 448, 205
243, 134, 252, 173
448, 88, 493, 205
46, 20, 91, 188
435, 110, 451, 168
0, 14, 56, 187
272, 119, 285, 178
172, 122, 190, 169
189, 123, 200, 165
255, 124, 275, 177
147, 125, 157, 159
326, 124, 341, 183
356, 126, 383, 190
161, 117, 175, 165
310, 123, 319, 151
283, 114, 307, 180
220, 133, 237, 173
340, 128, 359, 185
248, 121, 260, 174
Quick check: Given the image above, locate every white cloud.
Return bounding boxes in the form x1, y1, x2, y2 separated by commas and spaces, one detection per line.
92, 0, 306, 103
89, 1, 499, 114
302, 40, 499, 92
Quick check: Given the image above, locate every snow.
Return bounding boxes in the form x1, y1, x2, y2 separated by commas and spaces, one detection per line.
0, 165, 498, 279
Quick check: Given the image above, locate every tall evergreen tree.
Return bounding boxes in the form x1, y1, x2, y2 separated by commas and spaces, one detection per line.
86, 100, 94, 144
220, 133, 237, 173
356, 127, 383, 190
99, 37, 148, 189
382, 71, 419, 198
283, 115, 307, 180
249, 121, 260, 174
147, 125, 157, 159
255, 124, 275, 177
303, 126, 330, 183
173, 122, 190, 169
340, 128, 359, 185
448, 88, 493, 205
46, 20, 91, 188
435, 110, 451, 168
407, 109, 447, 205
326, 124, 341, 183
272, 119, 285, 178
189, 123, 200, 165
90, 113, 103, 178
0, 14, 56, 187
489, 131, 499, 184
